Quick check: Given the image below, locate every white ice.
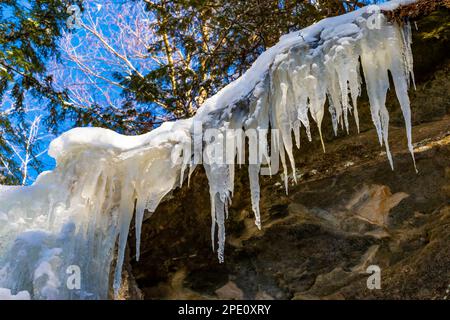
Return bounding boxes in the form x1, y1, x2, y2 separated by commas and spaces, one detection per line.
0, 0, 417, 299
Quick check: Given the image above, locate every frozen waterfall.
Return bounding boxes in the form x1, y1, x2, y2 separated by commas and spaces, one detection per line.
0, 0, 417, 299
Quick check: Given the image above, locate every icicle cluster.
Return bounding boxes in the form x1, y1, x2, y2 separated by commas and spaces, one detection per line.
197, 11, 416, 263
0, 122, 193, 299
0, 1, 417, 299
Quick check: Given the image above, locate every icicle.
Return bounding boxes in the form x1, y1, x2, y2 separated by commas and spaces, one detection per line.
113, 179, 136, 297
306, 63, 327, 153
209, 189, 216, 252
360, 22, 390, 149
214, 194, 227, 263
349, 61, 362, 133
204, 158, 231, 261
389, 22, 418, 172
249, 164, 262, 229
134, 198, 146, 262
271, 57, 298, 182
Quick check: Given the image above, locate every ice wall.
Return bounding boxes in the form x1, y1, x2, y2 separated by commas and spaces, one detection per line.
0, 0, 417, 299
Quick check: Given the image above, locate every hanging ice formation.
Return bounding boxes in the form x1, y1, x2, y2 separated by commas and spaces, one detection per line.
0, 0, 418, 299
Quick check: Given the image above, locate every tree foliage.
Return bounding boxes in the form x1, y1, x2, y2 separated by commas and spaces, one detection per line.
0, 0, 72, 183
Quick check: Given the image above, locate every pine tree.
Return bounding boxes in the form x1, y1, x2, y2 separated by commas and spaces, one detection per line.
0, 0, 72, 184
122, 0, 369, 119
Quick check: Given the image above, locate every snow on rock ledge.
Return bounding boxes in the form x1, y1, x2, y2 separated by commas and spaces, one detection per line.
0, 0, 417, 299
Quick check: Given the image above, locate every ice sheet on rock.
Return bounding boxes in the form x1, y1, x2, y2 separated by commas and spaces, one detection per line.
0, 0, 418, 300
0, 288, 30, 300
0, 120, 193, 299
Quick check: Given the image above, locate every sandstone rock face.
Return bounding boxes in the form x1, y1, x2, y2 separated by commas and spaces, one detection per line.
126, 5, 450, 300
346, 184, 409, 227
